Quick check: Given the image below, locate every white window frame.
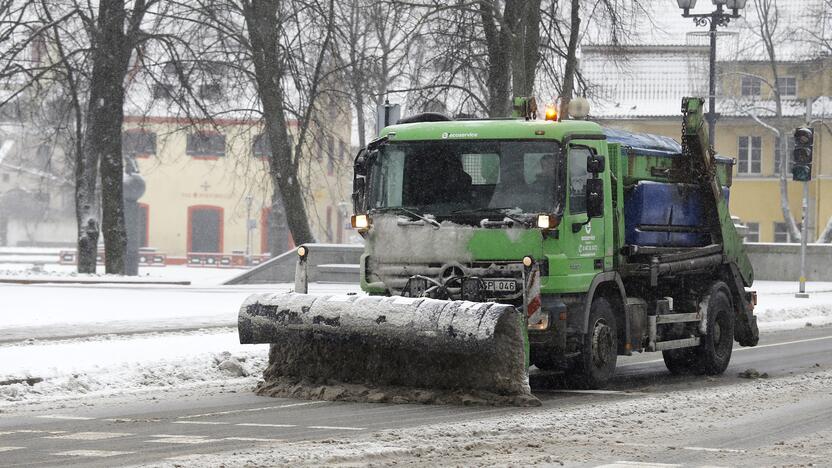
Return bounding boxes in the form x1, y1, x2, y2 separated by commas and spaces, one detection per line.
776, 76, 797, 98
773, 222, 791, 243
741, 75, 761, 97
745, 222, 760, 243
737, 136, 762, 175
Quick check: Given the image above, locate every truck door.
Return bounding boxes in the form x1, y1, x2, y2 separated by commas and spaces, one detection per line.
561, 144, 606, 283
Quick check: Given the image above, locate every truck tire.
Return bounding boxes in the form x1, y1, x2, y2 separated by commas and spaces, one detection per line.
662, 285, 734, 375
662, 348, 698, 375
571, 297, 618, 389
696, 285, 735, 375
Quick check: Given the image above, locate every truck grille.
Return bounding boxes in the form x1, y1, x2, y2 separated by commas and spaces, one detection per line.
366, 259, 525, 299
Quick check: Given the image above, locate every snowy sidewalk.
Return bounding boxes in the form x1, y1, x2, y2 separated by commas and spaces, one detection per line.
0, 281, 361, 342
751, 281, 832, 330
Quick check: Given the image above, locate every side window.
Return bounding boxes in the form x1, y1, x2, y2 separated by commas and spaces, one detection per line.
371, 149, 405, 207
569, 146, 591, 213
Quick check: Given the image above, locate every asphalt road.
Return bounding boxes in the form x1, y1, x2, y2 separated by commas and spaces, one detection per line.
1, 325, 831, 467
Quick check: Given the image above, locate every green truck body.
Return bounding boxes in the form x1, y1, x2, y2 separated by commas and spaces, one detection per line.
351, 97, 759, 386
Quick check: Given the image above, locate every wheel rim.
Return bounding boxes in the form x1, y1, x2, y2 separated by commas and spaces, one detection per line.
591, 319, 613, 368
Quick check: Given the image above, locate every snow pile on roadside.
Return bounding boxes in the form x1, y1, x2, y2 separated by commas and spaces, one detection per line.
148, 369, 832, 467
0, 264, 249, 286
0, 330, 268, 407
754, 287, 832, 330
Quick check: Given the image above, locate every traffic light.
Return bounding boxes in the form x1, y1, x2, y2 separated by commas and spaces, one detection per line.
792, 127, 814, 182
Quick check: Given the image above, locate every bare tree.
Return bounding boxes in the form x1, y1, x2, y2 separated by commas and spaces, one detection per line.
799, 0, 832, 55
335, 0, 373, 148
727, 0, 802, 241
180, 0, 344, 250
1, 1, 159, 273
478, 0, 541, 117
558, 0, 579, 118
84, 0, 155, 274
397, 0, 650, 119
333, 1, 432, 146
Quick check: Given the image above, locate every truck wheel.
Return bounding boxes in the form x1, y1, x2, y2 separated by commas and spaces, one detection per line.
697, 286, 735, 375
571, 297, 618, 389
662, 348, 698, 375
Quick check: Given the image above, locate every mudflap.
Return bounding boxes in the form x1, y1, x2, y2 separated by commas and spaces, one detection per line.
238, 292, 540, 406
725, 263, 759, 347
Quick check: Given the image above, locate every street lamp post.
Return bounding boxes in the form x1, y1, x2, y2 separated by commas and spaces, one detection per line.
677, 0, 747, 148
245, 195, 254, 263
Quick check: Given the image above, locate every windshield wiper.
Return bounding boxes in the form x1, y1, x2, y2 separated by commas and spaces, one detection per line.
451, 207, 528, 226
373, 206, 441, 228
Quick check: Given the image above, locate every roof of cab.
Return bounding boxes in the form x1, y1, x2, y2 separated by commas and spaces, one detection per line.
377, 118, 604, 142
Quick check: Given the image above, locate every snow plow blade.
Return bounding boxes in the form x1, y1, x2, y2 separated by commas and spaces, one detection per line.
238, 292, 538, 406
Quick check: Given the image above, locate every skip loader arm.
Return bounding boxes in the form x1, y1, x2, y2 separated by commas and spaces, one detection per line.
681, 97, 758, 346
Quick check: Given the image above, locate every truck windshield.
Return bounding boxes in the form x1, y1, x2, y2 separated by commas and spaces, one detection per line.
368, 140, 559, 216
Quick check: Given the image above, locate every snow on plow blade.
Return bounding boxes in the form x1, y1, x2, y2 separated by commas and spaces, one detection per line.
238, 292, 538, 406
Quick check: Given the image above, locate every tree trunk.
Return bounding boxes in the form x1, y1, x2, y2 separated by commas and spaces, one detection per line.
777, 128, 802, 241
84, 0, 130, 274
480, 1, 512, 117
354, 90, 366, 148
269, 190, 290, 255
510, 0, 541, 98
757, 0, 801, 241
817, 215, 832, 242
242, 0, 315, 246
559, 0, 580, 119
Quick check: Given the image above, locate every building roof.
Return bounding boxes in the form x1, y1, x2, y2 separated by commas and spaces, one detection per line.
591, 96, 832, 121
583, 0, 829, 62
580, 0, 830, 121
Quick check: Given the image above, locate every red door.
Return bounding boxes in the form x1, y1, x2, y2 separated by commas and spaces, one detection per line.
188, 206, 223, 253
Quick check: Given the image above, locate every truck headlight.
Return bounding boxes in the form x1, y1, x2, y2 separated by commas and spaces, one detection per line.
351, 214, 370, 231
537, 214, 559, 230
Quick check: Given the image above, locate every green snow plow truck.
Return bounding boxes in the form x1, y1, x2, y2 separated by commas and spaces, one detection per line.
238, 97, 759, 404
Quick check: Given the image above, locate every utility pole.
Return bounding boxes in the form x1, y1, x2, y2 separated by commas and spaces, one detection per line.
245, 195, 254, 263
797, 181, 809, 298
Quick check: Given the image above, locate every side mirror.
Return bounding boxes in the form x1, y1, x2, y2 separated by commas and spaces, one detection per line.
352, 176, 366, 213
587, 153, 605, 174
586, 178, 604, 218
352, 148, 377, 213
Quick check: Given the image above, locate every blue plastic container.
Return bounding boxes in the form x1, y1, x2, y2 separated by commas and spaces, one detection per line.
625, 181, 712, 247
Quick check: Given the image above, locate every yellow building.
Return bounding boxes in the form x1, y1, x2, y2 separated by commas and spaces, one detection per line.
125, 114, 353, 262
586, 46, 831, 243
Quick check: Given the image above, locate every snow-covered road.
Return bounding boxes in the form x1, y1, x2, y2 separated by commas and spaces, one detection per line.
2, 326, 831, 468
1, 278, 830, 407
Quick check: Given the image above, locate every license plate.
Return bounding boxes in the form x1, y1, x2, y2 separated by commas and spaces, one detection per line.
483, 279, 517, 292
